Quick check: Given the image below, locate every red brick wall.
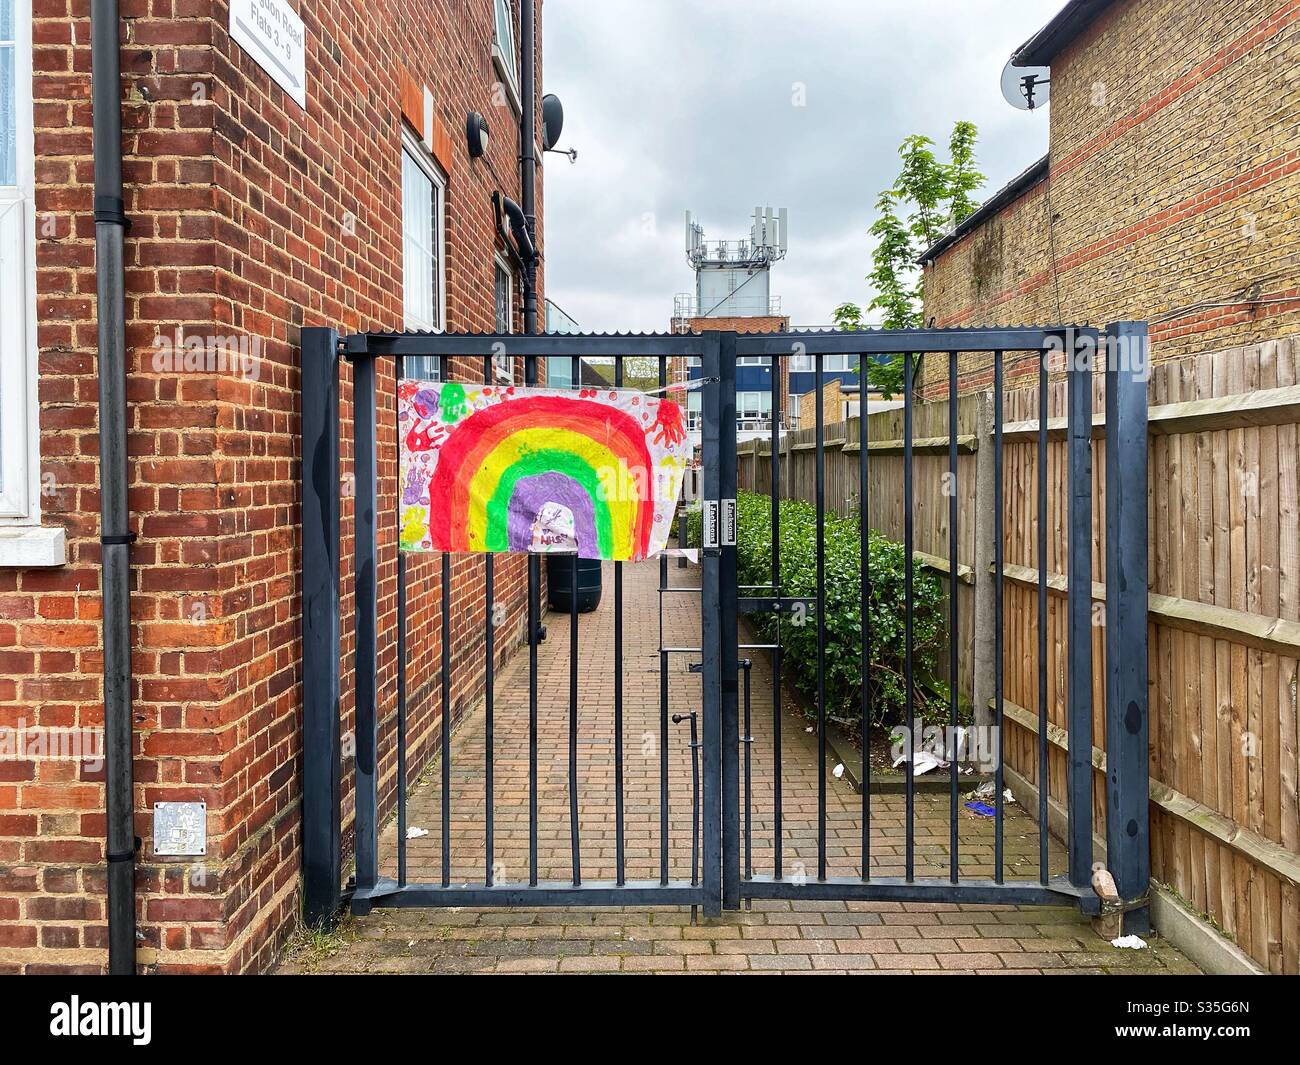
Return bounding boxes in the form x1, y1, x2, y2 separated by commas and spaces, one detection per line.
3, 0, 543, 973
922, 0, 1300, 398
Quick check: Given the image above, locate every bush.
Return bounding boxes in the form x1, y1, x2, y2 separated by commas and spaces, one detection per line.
687, 491, 950, 736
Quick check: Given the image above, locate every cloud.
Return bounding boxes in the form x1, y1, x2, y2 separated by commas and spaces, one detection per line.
541, 0, 1063, 332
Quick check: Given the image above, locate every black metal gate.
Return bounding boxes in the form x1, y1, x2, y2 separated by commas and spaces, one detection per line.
300, 322, 1152, 932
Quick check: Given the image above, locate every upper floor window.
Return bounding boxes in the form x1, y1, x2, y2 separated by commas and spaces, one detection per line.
401, 130, 445, 381
789, 353, 856, 372
546, 356, 572, 390
737, 390, 773, 423
1, 0, 16, 186
492, 0, 520, 113
0, 0, 60, 563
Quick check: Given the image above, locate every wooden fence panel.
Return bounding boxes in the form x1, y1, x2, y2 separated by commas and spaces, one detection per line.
740, 339, 1300, 973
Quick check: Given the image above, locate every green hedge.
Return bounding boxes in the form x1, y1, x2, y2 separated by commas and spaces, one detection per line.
687, 491, 950, 735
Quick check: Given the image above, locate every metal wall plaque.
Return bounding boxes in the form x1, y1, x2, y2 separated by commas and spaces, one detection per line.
229, 0, 307, 110
153, 801, 207, 856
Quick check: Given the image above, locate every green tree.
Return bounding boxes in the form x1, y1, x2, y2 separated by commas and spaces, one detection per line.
833, 121, 986, 399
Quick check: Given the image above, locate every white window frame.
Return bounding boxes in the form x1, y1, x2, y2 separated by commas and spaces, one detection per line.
492, 253, 514, 382
492, 0, 521, 116
736, 390, 772, 429
0, 0, 62, 565
400, 128, 446, 382
788, 353, 854, 373
686, 391, 702, 431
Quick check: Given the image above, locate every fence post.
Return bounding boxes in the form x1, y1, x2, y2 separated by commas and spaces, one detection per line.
302, 327, 341, 927
1067, 332, 1096, 888
970, 390, 996, 728
1104, 321, 1151, 933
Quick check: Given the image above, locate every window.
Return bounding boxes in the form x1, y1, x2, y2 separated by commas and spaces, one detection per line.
788, 353, 856, 372
400, 131, 445, 381
736, 390, 772, 427
492, 0, 520, 113
686, 391, 702, 431
0, 0, 59, 564
492, 256, 514, 381
736, 356, 771, 366
546, 357, 573, 390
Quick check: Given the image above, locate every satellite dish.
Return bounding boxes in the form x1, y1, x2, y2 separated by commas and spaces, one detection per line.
541, 94, 564, 150
1001, 58, 1051, 111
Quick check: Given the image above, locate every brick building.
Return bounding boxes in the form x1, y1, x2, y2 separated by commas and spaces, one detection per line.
919, 0, 1300, 395
0, 0, 546, 973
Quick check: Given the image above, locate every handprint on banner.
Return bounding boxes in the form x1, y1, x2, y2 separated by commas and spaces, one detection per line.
650, 398, 686, 448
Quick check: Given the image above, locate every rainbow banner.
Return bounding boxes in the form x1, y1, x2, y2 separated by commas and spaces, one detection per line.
398, 380, 690, 562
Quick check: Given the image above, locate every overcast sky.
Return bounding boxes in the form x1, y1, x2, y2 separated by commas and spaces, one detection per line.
540, 0, 1064, 333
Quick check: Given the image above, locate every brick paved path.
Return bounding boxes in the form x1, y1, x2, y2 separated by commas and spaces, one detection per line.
279, 560, 1197, 974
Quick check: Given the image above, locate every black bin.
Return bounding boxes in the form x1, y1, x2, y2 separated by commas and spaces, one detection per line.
546, 553, 603, 613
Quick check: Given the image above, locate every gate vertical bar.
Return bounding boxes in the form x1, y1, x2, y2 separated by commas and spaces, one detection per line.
700, 330, 725, 917
770, 352, 783, 880
719, 330, 741, 910
525, 352, 539, 885
1037, 351, 1049, 885
302, 327, 341, 926
614, 357, 626, 886
903, 351, 915, 881
859, 353, 870, 880
658, 355, 670, 886
948, 351, 959, 883
483, 354, 496, 885
1105, 321, 1151, 934
742, 660, 752, 887
352, 348, 379, 900
569, 354, 582, 886
395, 355, 408, 887
1066, 333, 1095, 887
814, 352, 827, 880
440, 353, 452, 887
993, 351, 1005, 883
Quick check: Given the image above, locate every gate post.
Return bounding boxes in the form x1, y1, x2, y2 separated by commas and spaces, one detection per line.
351, 343, 381, 908
699, 331, 725, 918
302, 328, 341, 927
718, 332, 740, 911
1066, 331, 1095, 888
1103, 321, 1151, 934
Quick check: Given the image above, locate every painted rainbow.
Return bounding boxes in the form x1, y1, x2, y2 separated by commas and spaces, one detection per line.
398, 380, 690, 562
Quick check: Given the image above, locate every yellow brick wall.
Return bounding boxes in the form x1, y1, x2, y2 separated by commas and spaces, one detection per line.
921, 0, 1300, 395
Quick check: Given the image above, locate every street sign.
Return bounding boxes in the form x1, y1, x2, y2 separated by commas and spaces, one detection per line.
230, 0, 307, 111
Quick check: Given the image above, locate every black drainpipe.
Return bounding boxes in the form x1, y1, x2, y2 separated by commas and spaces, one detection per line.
520, 0, 538, 335
90, 0, 136, 974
